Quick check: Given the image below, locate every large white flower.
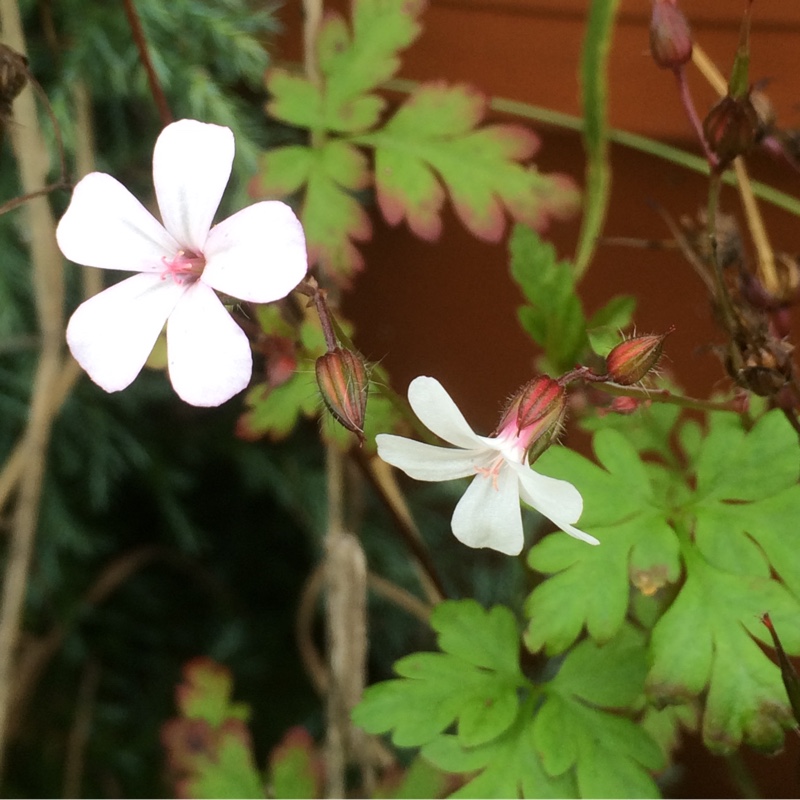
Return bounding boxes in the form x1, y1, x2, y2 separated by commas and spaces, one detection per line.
57, 119, 307, 407
376, 376, 599, 555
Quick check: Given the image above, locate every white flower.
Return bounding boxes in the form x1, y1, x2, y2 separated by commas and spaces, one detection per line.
376, 376, 599, 555
57, 119, 307, 407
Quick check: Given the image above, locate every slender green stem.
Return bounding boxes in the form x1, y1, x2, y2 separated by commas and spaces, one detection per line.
383, 79, 800, 218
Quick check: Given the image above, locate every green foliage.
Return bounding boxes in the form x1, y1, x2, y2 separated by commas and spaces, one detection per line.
353, 601, 661, 798
510, 225, 636, 372
528, 409, 800, 753
239, 311, 398, 451
161, 659, 264, 798
255, 0, 577, 281
266, 727, 323, 799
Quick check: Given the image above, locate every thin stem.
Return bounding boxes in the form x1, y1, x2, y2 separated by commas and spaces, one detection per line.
121, 0, 172, 126
591, 381, 740, 414
0, 0, 66, 779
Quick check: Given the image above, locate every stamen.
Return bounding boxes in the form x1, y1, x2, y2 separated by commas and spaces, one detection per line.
475, 454, 504, 491
160, 249, 206, 284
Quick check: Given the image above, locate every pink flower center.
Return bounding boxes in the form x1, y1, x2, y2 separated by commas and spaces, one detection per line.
160, 249, 206, 284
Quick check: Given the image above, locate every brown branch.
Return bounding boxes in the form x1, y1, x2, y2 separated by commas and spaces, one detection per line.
121, 0, 172, 126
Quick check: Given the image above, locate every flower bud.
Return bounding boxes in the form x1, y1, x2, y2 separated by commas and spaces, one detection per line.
703, 94, 759, 169
606, 329, 673, 386
315, 347, 368, 443
495, 375, 566, 463
649, 0, 692, 70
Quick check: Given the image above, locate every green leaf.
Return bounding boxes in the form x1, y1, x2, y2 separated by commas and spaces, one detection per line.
265, 68, 325, 128
318, 1, 425, 132
586, 294, 636, 356
360, 84, 579, 244
302, 150, 372, 279
374, 756, 451, 800
529, 408, 800, 753
252, 146, 314, 197
177, 657, 250, 725
352, 600, 525, 749
423, 703, 579, 799
186, 722, 266, 799
574, 0, 620, 277
509, 225, 587, 373
647, 546, 800, 752
163, 660, 263, 799
267, 727, 322, 799
693, 410, 799, 502
535, 627, 663, 798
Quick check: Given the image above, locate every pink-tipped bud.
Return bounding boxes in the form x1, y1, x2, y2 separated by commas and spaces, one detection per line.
495, 375, 566, 463
703, 94, 759, 169
315, 348, 368, 443
606, 328, 673, 386
650, 0, 692, 70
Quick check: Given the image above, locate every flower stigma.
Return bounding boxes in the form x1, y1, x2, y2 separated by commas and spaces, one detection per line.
160, 249, 206, 284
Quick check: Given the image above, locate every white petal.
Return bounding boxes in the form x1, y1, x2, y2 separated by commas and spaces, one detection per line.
166, 281, 252, 406
56, 173, 178, 272
451, 464, 524, 555
66, 273, 184, 392
153, 120, 234, 252
203, 201, 307, 302
407, 377, 484, 449
512, 462, 600, 545
376, 434, 489, 481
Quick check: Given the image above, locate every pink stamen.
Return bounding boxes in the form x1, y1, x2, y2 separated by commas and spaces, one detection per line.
160, 249, 206, 284
475, 454, 504, 491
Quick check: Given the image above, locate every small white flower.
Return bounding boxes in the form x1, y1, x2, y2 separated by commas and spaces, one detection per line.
376, 376, 599, 556
57, 119, 307, 407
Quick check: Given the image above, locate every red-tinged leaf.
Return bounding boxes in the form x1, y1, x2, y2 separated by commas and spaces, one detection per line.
250, 146, 313, 198
375, 148, 444, 240
265, 68, 324, 128
383, 81, 486, 137
181, 720, 264, 800
268, 727, 324, 799
163, 661, 263, 799
303, 165, 371, 282
360, 82, 580, 244
321, 140, 371, 190
176, 657, 250, 726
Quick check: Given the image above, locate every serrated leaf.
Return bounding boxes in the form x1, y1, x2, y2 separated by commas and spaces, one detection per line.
647, 546, 800, 752
693, 410, 798, 502
361, 84, 578, 246
302, 156, 372, 280
184, 721, 265, 799
535, 628, 663, 798
176, 658, 250, 725
373, 756, 451, 800
422, 701, 579, 799
265, 68, 324, 128
509, 225, 587, 373
267, 727, 323, 799
239, 371, 320, 442
353, 602, 525, 748
251, 146, 314, 197
319, 0, 425, 131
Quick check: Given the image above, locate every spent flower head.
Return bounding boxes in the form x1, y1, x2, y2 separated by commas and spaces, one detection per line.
376, 376, 598, 556
57, 119, 307, 406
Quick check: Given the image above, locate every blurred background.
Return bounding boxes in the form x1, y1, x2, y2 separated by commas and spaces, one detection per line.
1, 0, 799, 796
